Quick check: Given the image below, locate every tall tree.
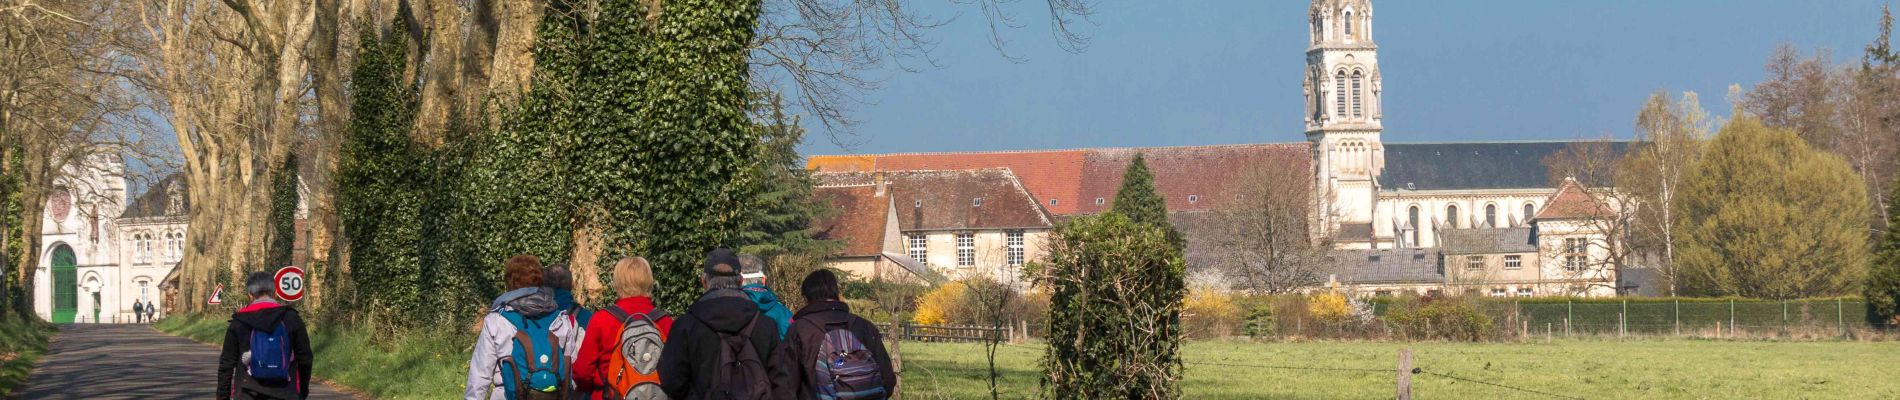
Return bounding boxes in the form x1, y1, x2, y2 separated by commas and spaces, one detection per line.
1621, 91, 1710, 296
1866, 174, 1900, 327
1744, 45, 1843, 149
1108, 154, 1180, 247
734, 94, 839, 261
1212, 160, 1331, 294
1674, 117, 1871, 299
266, 153, 300, 270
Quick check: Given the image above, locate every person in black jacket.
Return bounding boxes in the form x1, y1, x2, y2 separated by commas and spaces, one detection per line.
770, 269, 897, 399
657, 249, 782, 400
218, 271, 315, 400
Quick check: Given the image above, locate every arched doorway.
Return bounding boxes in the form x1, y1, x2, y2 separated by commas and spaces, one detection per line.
51, 244, 77, 323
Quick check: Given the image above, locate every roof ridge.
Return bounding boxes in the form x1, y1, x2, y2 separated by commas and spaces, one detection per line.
1386, 139, 1634, 145
807, 142, 1308, 158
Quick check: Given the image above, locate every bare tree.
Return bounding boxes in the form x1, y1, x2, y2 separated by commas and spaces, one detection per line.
960, 276, 1015, 400
1541, 139, 1637, 296
1621, 91, 1710, 296
1210, 162, 1332, 294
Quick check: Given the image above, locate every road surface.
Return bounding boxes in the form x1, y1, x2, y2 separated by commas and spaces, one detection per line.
15, 323, 357, 399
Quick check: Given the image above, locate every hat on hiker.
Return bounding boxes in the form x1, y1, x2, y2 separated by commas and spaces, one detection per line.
703, 248, 742, 277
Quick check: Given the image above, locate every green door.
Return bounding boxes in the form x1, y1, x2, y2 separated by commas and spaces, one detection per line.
51, 245, 77, 324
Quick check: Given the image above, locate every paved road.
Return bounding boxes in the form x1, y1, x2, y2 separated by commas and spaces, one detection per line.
15, 324, 357, 399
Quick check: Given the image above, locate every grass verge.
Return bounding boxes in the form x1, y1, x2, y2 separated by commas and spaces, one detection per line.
0, 313, 55, 397
896, 339, 1900, 400
156, 313, 468, 399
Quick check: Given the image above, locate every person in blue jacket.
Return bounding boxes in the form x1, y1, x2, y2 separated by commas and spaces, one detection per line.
738, 253, 793, 338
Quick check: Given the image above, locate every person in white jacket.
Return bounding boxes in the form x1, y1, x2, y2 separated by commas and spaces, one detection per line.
466, 255, 582, 400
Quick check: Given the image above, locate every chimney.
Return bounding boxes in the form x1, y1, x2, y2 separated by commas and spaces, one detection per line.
874, 172, 886, 197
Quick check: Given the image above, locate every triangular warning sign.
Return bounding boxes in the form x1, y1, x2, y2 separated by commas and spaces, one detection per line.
208, 284, 223, 305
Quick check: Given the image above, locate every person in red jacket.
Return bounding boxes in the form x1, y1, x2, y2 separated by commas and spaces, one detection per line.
574, 256, 675, 399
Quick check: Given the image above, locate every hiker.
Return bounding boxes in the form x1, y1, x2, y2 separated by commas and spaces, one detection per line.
770, 269, 896, 400
574, 257, 675, 400
657, 249, 781, 400
466, 255, 582, 400
737, 254, 792, 339
546, 263, 595, 331
217, 271, 315, 400
133, 300, 145, 323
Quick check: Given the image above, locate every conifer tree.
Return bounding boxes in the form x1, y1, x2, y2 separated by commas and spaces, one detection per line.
1867, 176, 1900, 326
1109, 154, 1182, 247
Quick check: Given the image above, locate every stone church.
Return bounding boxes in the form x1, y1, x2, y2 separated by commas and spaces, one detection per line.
808, 0, 1627, 297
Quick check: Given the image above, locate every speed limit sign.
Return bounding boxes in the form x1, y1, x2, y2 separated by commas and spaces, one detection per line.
274, 266, 306, 302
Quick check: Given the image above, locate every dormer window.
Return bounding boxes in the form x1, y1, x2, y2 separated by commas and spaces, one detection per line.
972, 198, 983, 207
914, 200, 922, 208
1049, 198, 1059, 206
1094, 198, 1105, 205
1187, 195, 1199, 204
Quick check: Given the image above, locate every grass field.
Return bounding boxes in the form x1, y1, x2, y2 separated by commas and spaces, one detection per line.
0, 313, 54, 397
897, 340, 1900, 399
158, 314, 1900, 399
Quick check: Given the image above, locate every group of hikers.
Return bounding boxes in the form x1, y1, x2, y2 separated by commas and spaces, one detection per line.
214, 248, 897, 400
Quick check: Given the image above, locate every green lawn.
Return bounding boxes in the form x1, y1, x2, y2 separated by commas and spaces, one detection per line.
0, 313, 54, 397
157, 314, 1900, 399
897, 340, 1900, 400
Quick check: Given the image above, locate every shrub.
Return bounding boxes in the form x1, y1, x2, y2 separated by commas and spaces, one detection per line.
1183, 286, 1242, 339
1308, 292, 1351, 324
912, 283, 969, 325
1242, 301, 1276, 338
1034, 212, 1185, 399
1384, 296, 1496, 341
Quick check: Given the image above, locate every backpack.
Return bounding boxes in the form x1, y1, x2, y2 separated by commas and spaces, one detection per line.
498, 310, 570, 400
601, 306, 669, 400
706, 312, 770, 400
807, 320, 887, 400
247, 322, 295, 383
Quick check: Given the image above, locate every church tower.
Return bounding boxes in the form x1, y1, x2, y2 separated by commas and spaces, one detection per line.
1305, 0, 1383, 239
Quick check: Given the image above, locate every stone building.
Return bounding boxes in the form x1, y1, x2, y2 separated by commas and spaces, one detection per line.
807, 0, 1633, 297
811, 169, 1052, 285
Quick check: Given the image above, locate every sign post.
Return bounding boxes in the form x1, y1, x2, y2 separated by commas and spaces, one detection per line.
274, 266, 306, 302
207, 284, 223, 305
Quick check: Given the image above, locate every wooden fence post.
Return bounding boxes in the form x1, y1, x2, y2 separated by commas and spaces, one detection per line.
1729, 299, 1736, 338
1838, 298, 1845, 338
1673, 299, 1680, 337
1397, 348, 1413, 400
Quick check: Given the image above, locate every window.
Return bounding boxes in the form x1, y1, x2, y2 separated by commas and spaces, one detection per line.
1006, 231, 1025, 267
1187, 195, 1199, 204
1412, 251, 1425, 260
1049, 198, 1059, 206
955, 233, 975, 267
1490, 288, 1507, 297
1368, 254, 1382, 262
1351, 70, 1364, 118
138, 281, 149, 301
1504, 255, 1522, 270
1485, 204, 1497, 228
1374, 290, 1392, 298
1517, 287, 1534, 297
1094, 198, 1105, 205
1523, 203, 1536, 225
1344, 11, 1353, 37
1426, 289, 1443, 297
1563, 238, 1588, 271
1565, 238, 1587, 254
1565, 255, 1586, 271
1446, 205, 1460, 229
1334, 71, 1347, 118
1465, 255, 1484, 271
972, 197, 983, 207
906, 234, 928, 263
1407, 206, 1420, 247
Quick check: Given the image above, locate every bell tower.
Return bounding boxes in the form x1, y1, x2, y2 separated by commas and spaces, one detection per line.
1305, 0, 1383, 236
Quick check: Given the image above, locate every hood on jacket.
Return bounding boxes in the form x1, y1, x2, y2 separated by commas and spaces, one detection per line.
741, 284, 782, 308
792, 299, 850, 319
550, 288, 579, 311
492, 287, 560, 318
686, 289, 762, 334
233, 301, 291, 331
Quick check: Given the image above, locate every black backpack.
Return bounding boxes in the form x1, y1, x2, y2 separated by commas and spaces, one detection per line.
707, 313, 769, 400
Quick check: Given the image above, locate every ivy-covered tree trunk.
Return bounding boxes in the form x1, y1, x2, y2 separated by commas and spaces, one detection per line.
336, 21, 429, 328
266, 153, 300, 270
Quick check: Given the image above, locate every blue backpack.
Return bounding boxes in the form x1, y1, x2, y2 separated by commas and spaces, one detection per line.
247, 322, 294, 383
499, 310, 571, 400
809, 320, 886, 400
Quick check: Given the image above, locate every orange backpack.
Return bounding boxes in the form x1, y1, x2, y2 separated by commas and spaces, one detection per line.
601, 306, 669, 400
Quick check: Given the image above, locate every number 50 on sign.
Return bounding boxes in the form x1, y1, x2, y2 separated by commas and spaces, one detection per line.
275, 266, 305, 302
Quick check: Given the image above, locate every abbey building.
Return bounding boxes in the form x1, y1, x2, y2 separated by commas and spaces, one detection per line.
807, 0, 1629, 297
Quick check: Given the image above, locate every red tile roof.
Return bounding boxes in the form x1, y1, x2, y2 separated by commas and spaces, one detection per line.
811, 185, 892, 257
1535, 178, 1614, 220
817, 169, 1053, 232
808, 143, 1312, 216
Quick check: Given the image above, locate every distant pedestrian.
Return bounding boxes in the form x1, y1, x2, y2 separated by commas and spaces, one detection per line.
657, 249, 781, 400
574, 257, 674, 400
737, 254, 792, 339
466, 255, 582, 400
133, 300, 146, 323
218, 271, 314, 400
770, 269, 895, 400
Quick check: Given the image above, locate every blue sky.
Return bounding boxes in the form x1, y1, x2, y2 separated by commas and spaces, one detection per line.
797, 0, 1895, 156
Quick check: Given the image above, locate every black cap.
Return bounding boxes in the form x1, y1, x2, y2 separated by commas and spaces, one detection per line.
703, 248, 742, 277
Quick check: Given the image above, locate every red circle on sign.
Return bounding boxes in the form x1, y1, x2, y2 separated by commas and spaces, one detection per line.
274, 266, 305, 302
